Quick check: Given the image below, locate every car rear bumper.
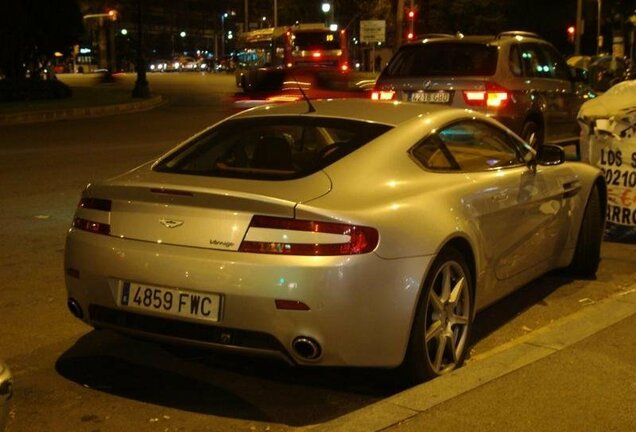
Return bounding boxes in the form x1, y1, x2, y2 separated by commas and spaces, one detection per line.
64, 229, 432, 367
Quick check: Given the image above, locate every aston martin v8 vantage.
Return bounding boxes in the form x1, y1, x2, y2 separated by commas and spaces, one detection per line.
65, 99, 605, 383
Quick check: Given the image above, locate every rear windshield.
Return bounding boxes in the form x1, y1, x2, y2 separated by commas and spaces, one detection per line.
154, 116, 392, 180
382, 42, 498, 77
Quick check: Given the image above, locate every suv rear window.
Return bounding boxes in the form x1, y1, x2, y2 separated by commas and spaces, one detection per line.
382, 42, 498, 77
154, 117, 392, 180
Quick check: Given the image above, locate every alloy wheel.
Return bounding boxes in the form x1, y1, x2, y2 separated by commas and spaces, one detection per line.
424, 260, 471, 374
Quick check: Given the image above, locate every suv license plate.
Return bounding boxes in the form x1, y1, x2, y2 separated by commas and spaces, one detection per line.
119, 281, 221, 322
411, 91, 451, 103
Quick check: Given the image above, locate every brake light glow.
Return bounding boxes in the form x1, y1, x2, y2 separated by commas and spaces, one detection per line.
462, 82, 510, 108
239, 215, 379, 255
312, 51, 322, 58
73, 197, 111, 235
371, 90, 396, 101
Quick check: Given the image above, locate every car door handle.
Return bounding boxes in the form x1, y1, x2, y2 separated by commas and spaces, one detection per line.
562, 180, 581, 199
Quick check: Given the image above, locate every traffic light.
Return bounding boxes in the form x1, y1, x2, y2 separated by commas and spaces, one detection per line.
567, 25, 575, 43
406, 9, 415, 41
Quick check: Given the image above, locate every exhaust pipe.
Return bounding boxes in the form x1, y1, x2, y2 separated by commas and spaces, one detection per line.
67, 298, 83, 319
292, 336, 322, 360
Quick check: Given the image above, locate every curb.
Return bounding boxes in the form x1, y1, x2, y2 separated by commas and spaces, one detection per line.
308, 286, 636, 432
0, 95, 163, 126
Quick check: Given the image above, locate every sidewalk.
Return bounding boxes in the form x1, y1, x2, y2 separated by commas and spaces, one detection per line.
0, 73, 163, 126
311, 287, 636, 432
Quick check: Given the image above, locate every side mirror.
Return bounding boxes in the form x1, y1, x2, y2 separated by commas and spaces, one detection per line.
536, 144, 565, 166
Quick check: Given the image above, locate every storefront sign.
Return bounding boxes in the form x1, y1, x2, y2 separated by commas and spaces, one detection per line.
589, 114, 636, 228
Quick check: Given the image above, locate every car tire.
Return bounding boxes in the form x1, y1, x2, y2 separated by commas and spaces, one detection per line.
565, 184, 603, 278
400, 246, 473, 384
521, 120, 543, 150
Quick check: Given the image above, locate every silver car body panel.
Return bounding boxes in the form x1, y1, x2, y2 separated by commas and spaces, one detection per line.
64, 99, 602, 368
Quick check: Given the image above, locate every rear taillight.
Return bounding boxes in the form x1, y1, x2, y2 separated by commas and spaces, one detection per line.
78, 197, 111, 211
371, 90, 396, 101
73, 197, 111, 235
462, 82, 510, 108
239, 215, 379, 255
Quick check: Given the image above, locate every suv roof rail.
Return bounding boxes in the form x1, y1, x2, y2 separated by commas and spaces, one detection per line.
496, 30, 541, 40
413, 33, 457, 42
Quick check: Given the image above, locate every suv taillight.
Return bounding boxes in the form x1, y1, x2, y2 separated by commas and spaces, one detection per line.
239, 215, 379, 255
463, 82, 510, 108
371, 90, 396, 100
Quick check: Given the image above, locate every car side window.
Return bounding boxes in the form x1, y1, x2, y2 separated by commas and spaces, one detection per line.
412, 120, 525, 171
520, 43, 551, 78
541, 44, 571, 80
509, 45, 523, 76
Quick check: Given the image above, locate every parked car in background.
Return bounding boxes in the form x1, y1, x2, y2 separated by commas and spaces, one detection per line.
64, 99, 605, 384
373, 31, 595, 149
0, 360, 12, 432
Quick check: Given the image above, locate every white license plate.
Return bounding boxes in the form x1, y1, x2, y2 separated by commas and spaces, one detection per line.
118, 281, 221, 322
411, 91, 450, 103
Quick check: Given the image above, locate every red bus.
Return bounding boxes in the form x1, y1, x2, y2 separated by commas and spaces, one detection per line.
235, 23, 348, 93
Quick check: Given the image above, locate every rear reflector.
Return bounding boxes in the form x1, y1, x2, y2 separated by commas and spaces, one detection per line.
275, 300, 311, 310
239, 215, 379, 255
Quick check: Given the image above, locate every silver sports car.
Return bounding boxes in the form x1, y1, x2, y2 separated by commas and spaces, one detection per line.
64, 99, 605, 383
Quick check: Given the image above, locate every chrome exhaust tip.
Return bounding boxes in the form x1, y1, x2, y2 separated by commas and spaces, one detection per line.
67, 298, 83, 319
291, 336, 322, 360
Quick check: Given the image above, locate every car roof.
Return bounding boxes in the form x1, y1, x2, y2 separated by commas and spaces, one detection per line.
232, 99, 461, 127
407, 31, 544, 47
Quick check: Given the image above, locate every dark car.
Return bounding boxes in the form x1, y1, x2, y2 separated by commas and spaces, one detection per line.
373, 31, 595, 149
0, 360, 11, 432
587, 55, 634, 91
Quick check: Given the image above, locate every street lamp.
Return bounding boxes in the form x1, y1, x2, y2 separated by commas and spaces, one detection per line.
132, 0, 150, 98
221, 11, 235, 59
321, 2, 331, 25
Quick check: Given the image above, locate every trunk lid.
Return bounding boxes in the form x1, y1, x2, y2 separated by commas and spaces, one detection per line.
82, 165, 332, 251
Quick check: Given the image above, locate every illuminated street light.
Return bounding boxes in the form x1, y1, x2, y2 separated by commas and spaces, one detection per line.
221, 11, 235, 58
321, 2, 332, 25
180, 31, 186, 38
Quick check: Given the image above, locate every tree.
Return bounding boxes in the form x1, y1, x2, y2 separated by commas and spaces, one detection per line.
0, 0, 84, 81
426, 0, 508, 35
